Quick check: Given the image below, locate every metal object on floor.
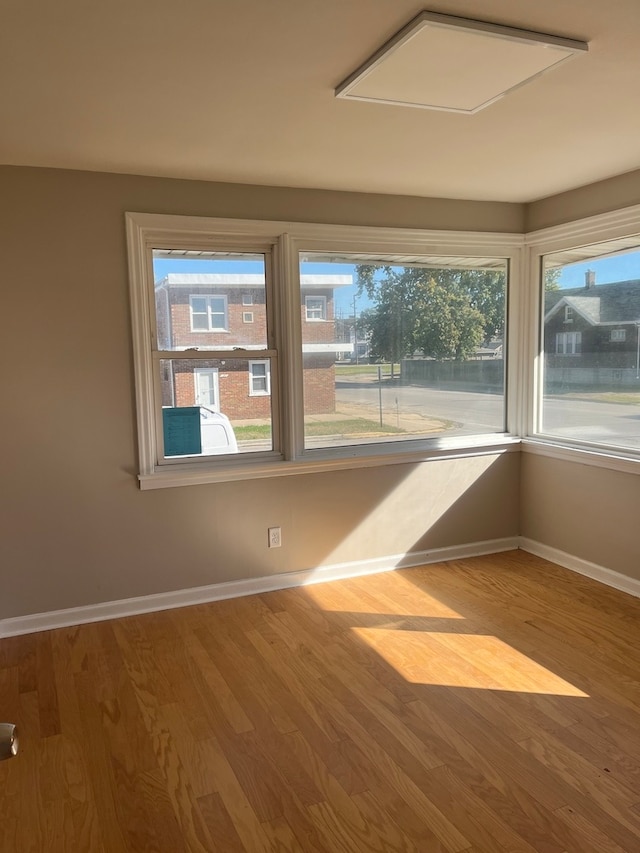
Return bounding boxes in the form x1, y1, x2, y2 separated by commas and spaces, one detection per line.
0, 724, 18, 760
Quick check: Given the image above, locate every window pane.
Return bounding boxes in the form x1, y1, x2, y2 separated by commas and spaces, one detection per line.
191, 312, 209, 331
540, 240, 640, 450
249, 360, 270, 395
299, 253, 507, 450
191, 297, 207, 313
153, 251, 267, 350
159, 358, 273, 456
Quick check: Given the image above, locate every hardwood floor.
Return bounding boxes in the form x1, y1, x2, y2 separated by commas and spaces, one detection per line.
2, 550, 640, 851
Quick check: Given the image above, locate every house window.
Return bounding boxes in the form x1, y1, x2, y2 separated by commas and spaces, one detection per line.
305, 295, 327, 321
249, 360, 271, 396
243, 311, 254, 323
300, 252, 509, 452
242, 293, 253, 306
189, 295, 228, 331
564, 305, 574, 323
555, 331, 581, 355
535, 237, 640, 454
127, 212, 519, 488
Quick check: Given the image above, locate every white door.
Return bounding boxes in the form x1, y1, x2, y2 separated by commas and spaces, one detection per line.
194, 368, 220, 411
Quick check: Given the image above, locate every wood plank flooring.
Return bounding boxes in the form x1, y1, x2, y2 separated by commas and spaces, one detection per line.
2, 550, 640, 851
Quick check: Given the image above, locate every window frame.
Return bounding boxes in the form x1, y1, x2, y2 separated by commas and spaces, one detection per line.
305, 295, 327, 321
127, 212, 523, 489
524, 202, 640, 470
249, 359, 271, 396
189, 294, 228, 332
555, 330, 581, 355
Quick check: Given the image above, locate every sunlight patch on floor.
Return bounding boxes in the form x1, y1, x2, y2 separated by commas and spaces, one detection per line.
304, 573, 465, 619
353, 628, 589, 696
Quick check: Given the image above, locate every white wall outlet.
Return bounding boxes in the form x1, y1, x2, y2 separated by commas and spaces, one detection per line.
268, 527, 282, 548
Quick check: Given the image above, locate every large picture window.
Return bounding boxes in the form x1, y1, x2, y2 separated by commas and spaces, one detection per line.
127, 213, 520, 487
299, 252, 509, 451
537, 236, 640, 453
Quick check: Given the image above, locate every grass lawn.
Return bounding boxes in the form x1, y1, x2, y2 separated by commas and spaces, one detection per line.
593, 392, 640, 405
563, 391, 640, 405
305, 418, 404, 436
335, 363, 396, 377
234, 417, 405, 441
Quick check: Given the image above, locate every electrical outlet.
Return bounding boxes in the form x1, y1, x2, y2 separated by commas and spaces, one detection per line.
268, 527, 282, 548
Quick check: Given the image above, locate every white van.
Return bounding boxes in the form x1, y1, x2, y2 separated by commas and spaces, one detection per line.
199, 407, 239, 455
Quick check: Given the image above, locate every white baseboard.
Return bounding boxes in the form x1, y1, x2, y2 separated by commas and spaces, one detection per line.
0, 537, 518, 638
519, 537, 640, 599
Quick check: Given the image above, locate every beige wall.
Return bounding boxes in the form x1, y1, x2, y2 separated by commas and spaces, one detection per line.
520, 454, 640, 582
527, 167, 640, 231
1, 167, 521, 620
524, 169, 640, 585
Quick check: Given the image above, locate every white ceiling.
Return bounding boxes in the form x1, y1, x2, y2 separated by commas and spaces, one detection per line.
3, 0, 640, 203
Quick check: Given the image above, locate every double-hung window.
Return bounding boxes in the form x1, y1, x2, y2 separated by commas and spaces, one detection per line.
305, 295, 327, 321
249, 360, 270, 396
127, 213, 520, 488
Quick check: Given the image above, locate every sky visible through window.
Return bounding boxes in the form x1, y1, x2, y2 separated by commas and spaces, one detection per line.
154, 251, 640, 305
553, 252, 640, 287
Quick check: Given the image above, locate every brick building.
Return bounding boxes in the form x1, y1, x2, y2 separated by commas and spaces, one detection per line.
155, 273, 353, 419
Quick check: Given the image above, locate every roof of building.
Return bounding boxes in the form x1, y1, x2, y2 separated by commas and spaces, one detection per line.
544, 280, 640, 325
155, 273, 353, 290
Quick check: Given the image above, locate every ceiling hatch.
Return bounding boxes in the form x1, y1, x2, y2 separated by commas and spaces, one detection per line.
335, 11, 588, 114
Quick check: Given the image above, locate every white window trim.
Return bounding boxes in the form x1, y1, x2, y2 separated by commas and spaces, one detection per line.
249, 359, 271, 396
610, 328, 626, 342
127, 212, 523, 488
524, 201, 640, 470
305, 294, 327, 321
189, 294, 228, 332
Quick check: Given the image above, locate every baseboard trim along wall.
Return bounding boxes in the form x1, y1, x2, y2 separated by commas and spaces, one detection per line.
519, 537, 640, 599
0, 537, 518, 638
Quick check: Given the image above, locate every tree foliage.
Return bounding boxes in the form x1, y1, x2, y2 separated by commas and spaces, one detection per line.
544, 266, 561, 291
356, 265, 505, 363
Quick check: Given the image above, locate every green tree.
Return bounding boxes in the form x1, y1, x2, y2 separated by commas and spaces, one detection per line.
544, 266, 561, 291
356, 264, 505, 366
413, 278, 485, 360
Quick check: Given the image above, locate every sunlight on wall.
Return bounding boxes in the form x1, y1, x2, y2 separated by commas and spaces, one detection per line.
315, 455, 501, 569
353, 628, 588, 696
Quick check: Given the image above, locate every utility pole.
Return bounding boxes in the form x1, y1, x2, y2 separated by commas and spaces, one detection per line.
353, 294, 358, 364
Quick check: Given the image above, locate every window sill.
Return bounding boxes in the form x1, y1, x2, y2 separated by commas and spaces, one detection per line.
138, 435, 521, 489
522, 437, 640, 475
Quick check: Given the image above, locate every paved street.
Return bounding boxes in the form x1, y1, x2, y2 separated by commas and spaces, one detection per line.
336, 379, 640, 448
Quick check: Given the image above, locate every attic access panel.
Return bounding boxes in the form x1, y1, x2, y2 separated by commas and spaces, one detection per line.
335, 11, 588, 114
